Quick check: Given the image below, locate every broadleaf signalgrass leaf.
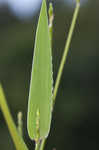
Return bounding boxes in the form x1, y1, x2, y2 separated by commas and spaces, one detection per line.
27, 0, 53, 141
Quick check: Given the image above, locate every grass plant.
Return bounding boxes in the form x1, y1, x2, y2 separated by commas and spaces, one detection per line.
0, 0, 80, 150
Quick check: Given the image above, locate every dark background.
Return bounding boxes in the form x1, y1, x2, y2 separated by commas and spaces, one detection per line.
0, 0, 98, 149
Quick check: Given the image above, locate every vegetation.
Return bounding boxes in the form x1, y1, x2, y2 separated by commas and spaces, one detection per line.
0, 0, 83, 150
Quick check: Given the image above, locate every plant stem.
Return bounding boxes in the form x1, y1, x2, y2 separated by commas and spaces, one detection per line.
35, 140, 45, 150
39, 1, 80, 150
35, 142, 40, 150
39, 139, 46, 150
0, 84, 28, 150
52, 1, 80, 106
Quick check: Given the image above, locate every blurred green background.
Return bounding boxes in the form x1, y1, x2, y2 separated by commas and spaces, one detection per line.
0, 0, 98, 149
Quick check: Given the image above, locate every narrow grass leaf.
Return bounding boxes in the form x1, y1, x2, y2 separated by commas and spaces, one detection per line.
0, 84, 28, 150
27, 0, 53, 141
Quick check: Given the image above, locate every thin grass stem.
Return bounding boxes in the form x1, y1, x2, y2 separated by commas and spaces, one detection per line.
53, 1, 80, 106
39, 139, 46, 150
0, 84, 28, 150
35, 140, 44, 150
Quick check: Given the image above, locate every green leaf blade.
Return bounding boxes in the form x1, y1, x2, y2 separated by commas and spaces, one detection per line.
27, 0, 53, 140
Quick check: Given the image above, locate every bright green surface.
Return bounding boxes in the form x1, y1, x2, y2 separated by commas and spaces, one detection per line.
27, 0, 53, 140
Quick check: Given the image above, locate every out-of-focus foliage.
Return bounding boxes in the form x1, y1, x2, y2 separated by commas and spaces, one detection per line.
0, 0, 98, 150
